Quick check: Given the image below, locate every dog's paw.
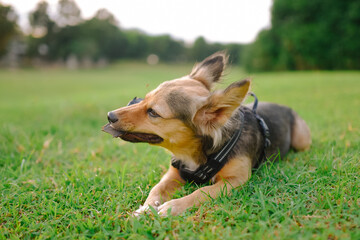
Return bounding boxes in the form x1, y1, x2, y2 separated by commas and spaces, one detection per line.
157, 199, 188, 216
133, 205, 150, 217
133, 201, 161, 217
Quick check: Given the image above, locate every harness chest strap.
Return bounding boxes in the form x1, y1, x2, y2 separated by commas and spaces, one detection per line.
172, 93, 271, 184
172, 111, 245, 184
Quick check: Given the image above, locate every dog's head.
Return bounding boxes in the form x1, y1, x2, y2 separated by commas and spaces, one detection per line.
103, 52, 250, 163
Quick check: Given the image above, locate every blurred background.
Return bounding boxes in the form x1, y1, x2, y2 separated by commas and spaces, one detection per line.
1, 1, 360, 238
1, 0, 359, 71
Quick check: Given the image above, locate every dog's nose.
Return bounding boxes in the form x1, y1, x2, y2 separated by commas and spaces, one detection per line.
107, 111, 118, 123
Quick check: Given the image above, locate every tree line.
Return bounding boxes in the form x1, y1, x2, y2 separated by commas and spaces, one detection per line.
243, 0, 360, 71
0, 0, 243, 67
1, 0, 359, 71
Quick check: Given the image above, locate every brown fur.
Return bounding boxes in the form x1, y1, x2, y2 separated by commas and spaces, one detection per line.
157, 156, 251, 216
103, 52, 311, 216
291, 112, 312, 151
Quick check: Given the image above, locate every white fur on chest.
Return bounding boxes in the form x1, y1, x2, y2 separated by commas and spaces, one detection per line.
173, 154, 199, 171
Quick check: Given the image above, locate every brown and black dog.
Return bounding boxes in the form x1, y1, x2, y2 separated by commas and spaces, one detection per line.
103, 52, 311, 216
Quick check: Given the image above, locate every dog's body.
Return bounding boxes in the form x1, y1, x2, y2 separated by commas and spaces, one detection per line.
103, 52, 311, 216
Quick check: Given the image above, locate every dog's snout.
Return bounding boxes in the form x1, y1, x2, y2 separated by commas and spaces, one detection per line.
107, 111, 118, 123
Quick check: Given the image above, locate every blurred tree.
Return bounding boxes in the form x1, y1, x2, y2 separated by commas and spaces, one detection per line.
29, 1, 51, 37
51, 11, 127, 61
56, 0, 82, 26
79, 14, 127, 60
191, 36, 211, 61
244, 0, 360, 71
148, 35, 186, 62
21, 1, 245, 66
224, 43, 243, 65
0, 3, 18, 56
242, 29, 281, 72
191, 36, 243, 64
27, 1, 56, 59
94, 8, 118, 26
125, 30, 149, 59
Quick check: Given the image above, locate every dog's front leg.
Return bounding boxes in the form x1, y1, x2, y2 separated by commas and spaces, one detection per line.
157, 156, 251, 216
134, 165, 185, 216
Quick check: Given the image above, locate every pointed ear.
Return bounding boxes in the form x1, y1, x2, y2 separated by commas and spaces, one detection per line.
190, 52, 228, 89
193, 79, 251, 138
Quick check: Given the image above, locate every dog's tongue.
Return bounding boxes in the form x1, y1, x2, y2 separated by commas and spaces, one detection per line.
102, 123, 124, 138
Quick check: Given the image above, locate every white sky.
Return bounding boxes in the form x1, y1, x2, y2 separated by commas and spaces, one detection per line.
2, 0, 272, 44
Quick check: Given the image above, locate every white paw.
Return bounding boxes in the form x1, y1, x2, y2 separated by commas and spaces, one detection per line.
157, 199, 187, 216
133, 201, 161, 217
133, 205, 150, 217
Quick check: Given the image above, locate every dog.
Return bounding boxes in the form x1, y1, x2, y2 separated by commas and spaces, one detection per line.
102, 52, 311, 216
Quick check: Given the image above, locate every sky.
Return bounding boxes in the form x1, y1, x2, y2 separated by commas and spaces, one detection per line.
2, 0, 272, 44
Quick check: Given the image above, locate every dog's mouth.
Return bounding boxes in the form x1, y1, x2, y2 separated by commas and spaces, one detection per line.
102, 123, 163, 144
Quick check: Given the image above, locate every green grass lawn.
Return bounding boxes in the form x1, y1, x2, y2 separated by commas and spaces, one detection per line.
0, 63, 359, 239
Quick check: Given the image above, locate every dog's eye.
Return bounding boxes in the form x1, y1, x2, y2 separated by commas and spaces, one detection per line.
147, 108, 161, 118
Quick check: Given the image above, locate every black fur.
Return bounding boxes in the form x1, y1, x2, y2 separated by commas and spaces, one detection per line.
202, 102, 295, 168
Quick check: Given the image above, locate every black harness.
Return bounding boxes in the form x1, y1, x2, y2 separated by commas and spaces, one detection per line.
172, 93, 271, 184
171, 111, 245, 184
249, 93, 271, 160
127, 93, 271, 184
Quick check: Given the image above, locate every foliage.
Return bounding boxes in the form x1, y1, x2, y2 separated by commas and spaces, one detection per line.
0, 64, 360, 238
4, 0, 360, 68
29, 1, 51, 34
2, 0, 244, 65
242, 29, 280, 72
0, 3, 18, 57
56, 0, 82, 27
244, 0, 360, 71
191, 36, 243, 64
147, 35, 187, 62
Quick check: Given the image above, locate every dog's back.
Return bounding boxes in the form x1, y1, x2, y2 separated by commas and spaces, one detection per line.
247, 102, 311, 163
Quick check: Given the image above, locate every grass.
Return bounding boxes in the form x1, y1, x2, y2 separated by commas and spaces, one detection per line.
0, 62, 359, 239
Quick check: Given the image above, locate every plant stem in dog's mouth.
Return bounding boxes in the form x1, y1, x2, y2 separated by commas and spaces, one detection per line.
102, 123, 163, 144
102, 123, 124, 138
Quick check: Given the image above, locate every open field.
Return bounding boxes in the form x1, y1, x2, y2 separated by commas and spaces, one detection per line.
0, 63, 359, 239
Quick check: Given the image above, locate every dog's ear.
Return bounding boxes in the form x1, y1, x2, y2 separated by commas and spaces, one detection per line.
193, 79, 251, 142
190, 52, 228, 89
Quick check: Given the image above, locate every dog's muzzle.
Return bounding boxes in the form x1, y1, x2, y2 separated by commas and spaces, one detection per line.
102, 97, 163, 144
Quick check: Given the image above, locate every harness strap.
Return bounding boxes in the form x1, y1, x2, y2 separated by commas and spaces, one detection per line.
249, 93, 271, 148
128, 97, 143, 106
172, 111, 245, 184
249, 92, 271, 162
125, 94, 271, 184
172, 93, 272, 184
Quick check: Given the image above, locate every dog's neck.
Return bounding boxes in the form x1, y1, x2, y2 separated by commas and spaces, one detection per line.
168, 138, 206, 171
171, 108, 243, 171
